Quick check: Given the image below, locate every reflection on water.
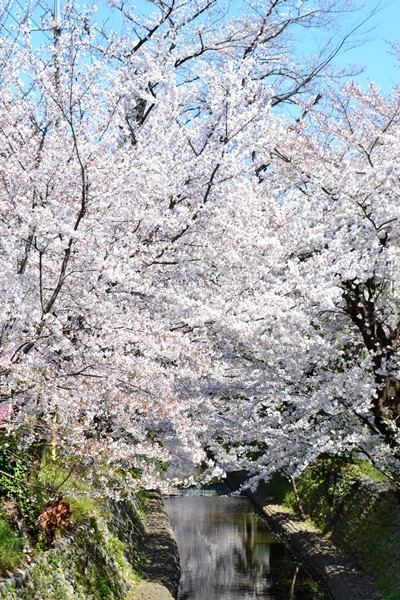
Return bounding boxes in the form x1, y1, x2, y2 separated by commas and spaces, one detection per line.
164, 495, 327, 600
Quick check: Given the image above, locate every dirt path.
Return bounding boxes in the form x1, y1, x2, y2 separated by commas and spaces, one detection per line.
227, 472, 382, 600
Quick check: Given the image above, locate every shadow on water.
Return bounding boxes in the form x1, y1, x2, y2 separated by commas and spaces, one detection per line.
164, 490, 327, 600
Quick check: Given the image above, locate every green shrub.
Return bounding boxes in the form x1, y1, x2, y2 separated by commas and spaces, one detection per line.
263, 472, 295, 507
0, 433, 47, 530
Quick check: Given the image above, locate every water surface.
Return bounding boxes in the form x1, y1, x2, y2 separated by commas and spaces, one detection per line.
164, 494, 327, 600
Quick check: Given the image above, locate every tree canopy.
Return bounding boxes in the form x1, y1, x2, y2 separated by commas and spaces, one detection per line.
0, 0, 399, 493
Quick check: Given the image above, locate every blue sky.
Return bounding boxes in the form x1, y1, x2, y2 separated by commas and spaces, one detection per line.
93, 0, 400, 92
4, 0, 399, 92
329, 0, 400, 90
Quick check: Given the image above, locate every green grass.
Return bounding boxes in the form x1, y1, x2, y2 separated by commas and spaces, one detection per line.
345, 458, 388, 482
37, 458, 91, 492
37, 458, 101, 522
0, 517, 24, 576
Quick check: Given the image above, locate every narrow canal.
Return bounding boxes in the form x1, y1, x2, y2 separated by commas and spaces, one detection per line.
164, 490, 327, 600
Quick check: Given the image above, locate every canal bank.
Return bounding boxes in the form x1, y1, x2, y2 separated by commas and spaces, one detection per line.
0, 490, 179, 600
226, 472, 382, 600
0, 476, 390, 599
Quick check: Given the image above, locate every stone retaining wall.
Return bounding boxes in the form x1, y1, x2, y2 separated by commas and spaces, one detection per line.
134, 490, 180, 600
319, 479, 400, 599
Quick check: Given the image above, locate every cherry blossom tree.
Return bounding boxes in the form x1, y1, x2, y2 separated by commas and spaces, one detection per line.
0, 0, 381, 493
199, 79, 400, 489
